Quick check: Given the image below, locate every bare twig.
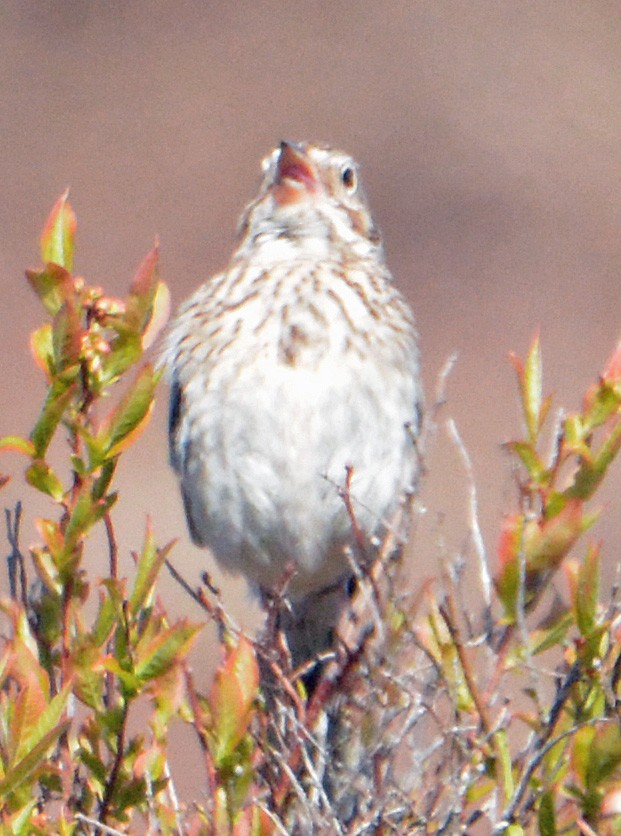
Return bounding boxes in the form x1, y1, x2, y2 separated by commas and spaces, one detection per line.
446, 418, 492, 620
337, 464, 368, 562
74, 813, 124, 835
164, 557, 241, 640
419, 352, 459, 451
5, 501, 27, 607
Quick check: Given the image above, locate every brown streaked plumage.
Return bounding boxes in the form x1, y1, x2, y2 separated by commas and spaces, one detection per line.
162, 141, 422, 669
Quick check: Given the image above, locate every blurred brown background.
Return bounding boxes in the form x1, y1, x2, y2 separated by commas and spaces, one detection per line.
1, 0, 621, 798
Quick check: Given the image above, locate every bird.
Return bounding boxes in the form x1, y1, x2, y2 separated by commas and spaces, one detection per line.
162, 140, 422, 675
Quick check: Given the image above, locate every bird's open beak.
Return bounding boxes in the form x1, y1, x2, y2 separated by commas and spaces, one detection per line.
272, 141, 317, 205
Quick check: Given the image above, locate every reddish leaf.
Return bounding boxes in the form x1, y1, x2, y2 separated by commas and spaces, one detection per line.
0, 436, 35, 456
508, 350, 524, 385
124, 244, 160, 332
601, 339, 621, 384
232, 806, 275, 836
601, 784, 621, 817
497, 514, 524, 569
527, 498, 587, 574
496, 501, 592, 619
13, 683, 71, 764
5, 644, 50, 762
210, 636, 259, 765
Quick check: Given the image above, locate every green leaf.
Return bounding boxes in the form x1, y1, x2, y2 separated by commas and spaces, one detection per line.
509, 441, 547, 482
91, 459, 117, 498
544, 490, 567, 519
102, 657, 141, 699
98, 329, 142, 386
112, 775, 148, 817
529, 610, 572, 655
591, 418, 621, 482
91, 588, 121, 648
567, 419, 621, 501
78, 748, 108, 790
52, 294, 82, 372
538, 791, 556, 836
575, 545, 600, 637
30, 324, 54, 378
523, 336, 543, 443
494, 728, 515, 801
64, 483, 117, 549
97, 363, 160, 459
129, 524, 175, 616
0, 718, 71, 798
26, 461, 64, 500
40, 190, 76, 271
30, 547, 62, 595
142, 280, 171, 350
26, 263, 74, 317
495, 514, 524, 621
2, 800, 39, 835
563, 413, 587, 450
134, 621, 200, 683
71, 636, 109, 710
576, 723, 621, 793
82, 427, 108, 471
15, 684, 71, 763
583, 379, 621, 431
30, 378, 77, 458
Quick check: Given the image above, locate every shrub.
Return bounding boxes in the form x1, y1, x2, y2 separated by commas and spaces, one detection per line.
1, 194, 621, 833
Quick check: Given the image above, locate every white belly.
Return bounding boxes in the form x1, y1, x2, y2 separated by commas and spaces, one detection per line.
179, 352, 418, 595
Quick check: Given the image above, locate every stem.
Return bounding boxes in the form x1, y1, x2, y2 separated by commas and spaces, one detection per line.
338, 464, 367, 561
104, 512, 118, 580
98, 697, 129, 827
59, 572, 74, 694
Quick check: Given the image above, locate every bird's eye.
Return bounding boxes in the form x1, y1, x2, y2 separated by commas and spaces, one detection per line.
340, 165, 357, 192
